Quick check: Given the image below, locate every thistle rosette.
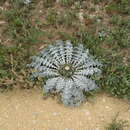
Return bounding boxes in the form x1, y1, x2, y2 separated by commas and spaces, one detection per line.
28, 40, 102, 106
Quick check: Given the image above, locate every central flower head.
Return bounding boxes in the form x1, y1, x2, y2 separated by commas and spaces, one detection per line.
58, 64, 75, 79
64, 65, 70, 71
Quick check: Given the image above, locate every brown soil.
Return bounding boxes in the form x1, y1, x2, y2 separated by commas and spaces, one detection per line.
0, 88, 130, 130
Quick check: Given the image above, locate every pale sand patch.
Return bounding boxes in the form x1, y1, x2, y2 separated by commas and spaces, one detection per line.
0, 88, 129, 130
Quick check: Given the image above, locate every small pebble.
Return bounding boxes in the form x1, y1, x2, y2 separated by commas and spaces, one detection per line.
105, 106, 110, 109
101, 118, 104, 121
53, 112, 60, 116
83, 109, 91, 116
39, 10, 42, 13
85, 111, 90, 116
102, 98, 106, 102
97, 19, 101, 23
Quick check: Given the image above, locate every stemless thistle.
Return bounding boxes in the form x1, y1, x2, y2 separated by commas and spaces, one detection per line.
28, 40, 102, 106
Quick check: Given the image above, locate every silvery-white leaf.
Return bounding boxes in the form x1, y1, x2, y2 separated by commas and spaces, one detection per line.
44, 77, 59, 93
23, 0, 31, 4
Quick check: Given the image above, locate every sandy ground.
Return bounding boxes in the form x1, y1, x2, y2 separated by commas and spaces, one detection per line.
0, 88, 130, 130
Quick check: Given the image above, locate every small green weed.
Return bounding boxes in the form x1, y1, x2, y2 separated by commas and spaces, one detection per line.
104, 61, 130, 99
110, 15, 130, 28
57, 10, 78, 27
43, 0, 55, 8
46, 9, 57, 25
59, 0, 74, 6
92, 0, 109, 4
106, 113, 128, 130
72, 31, 103, 56
106, 0, 130, 15
46, 9, 78, 27
107, 27, 130, 48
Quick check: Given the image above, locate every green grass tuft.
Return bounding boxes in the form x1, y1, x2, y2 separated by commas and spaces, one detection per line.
106, 113, 128, 130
